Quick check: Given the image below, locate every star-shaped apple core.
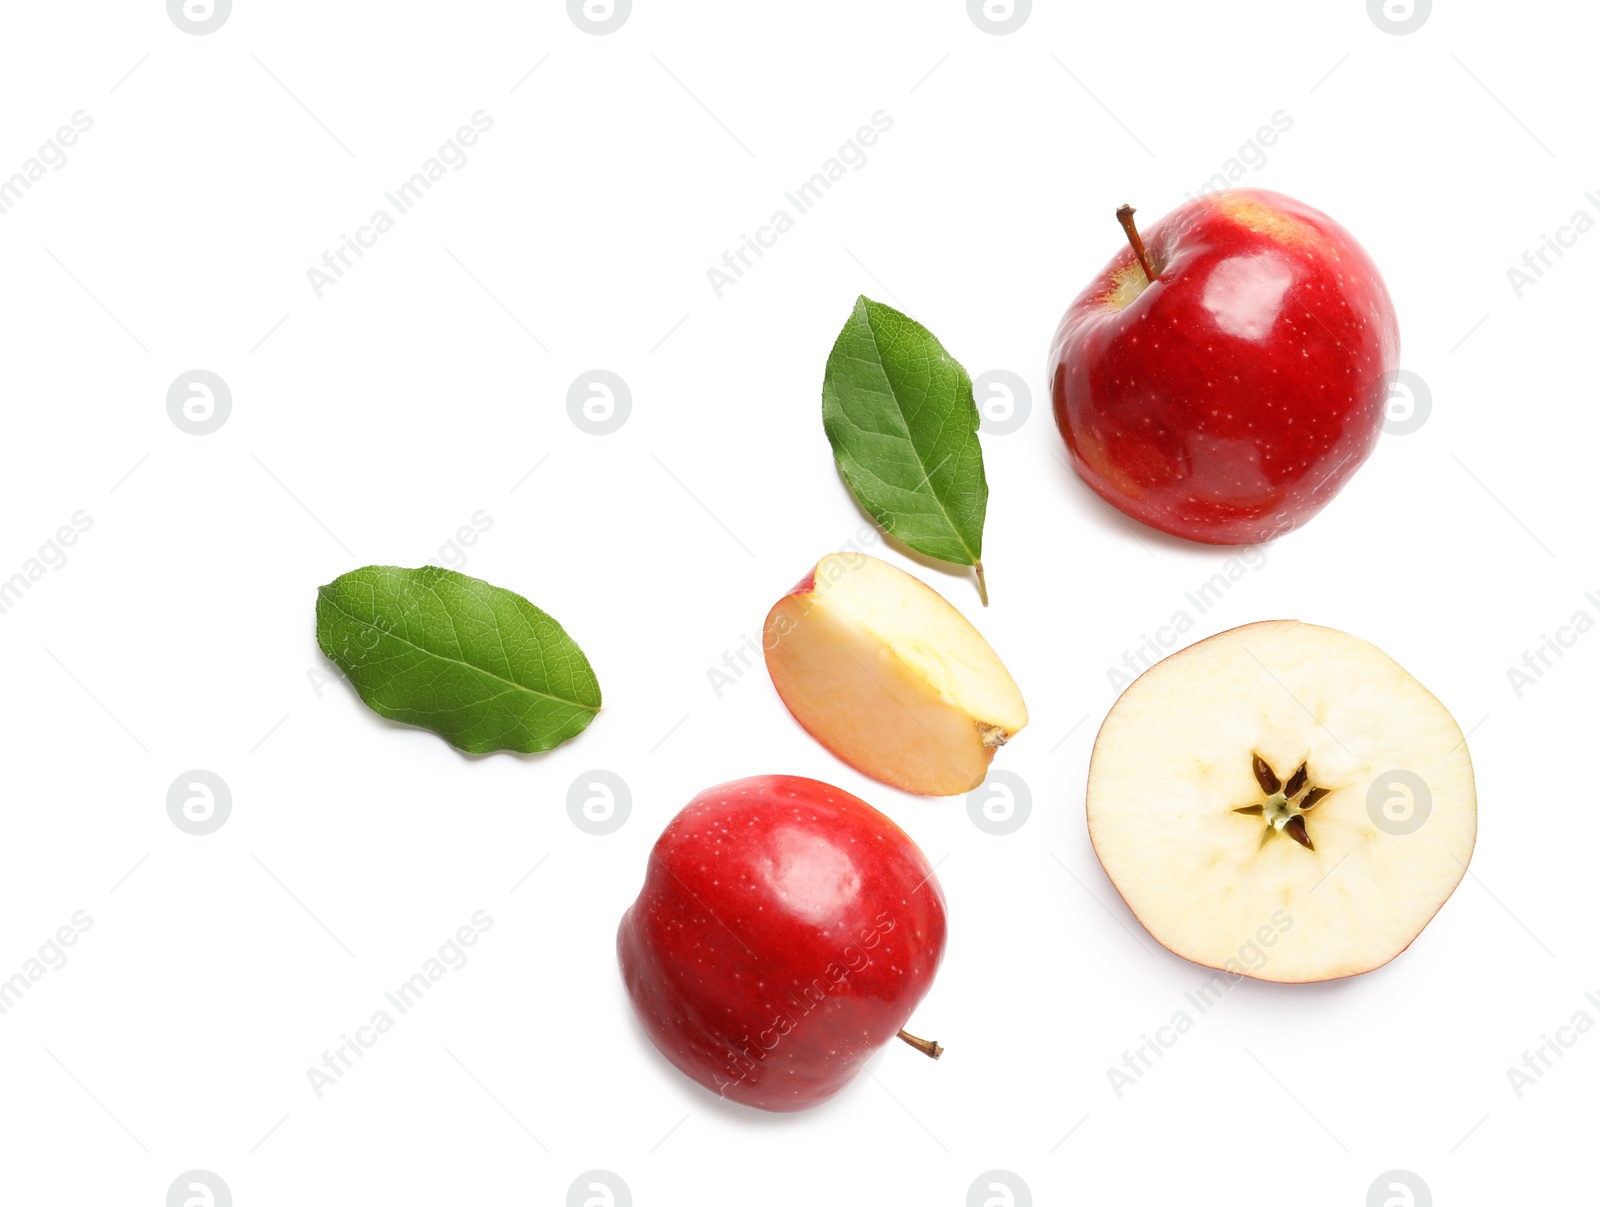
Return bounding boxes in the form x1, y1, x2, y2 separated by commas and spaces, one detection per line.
1232, 753, 1329, 850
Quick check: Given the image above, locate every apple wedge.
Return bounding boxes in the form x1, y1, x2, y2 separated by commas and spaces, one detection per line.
764, 553, 1027, 796
1087, 620, 1476, 983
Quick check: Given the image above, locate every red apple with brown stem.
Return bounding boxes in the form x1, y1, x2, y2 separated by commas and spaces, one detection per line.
617, 775, 947, 1111
1049, 188, 1399, 544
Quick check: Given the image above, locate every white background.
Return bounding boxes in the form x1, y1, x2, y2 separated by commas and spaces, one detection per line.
0, 1, 1593, 1203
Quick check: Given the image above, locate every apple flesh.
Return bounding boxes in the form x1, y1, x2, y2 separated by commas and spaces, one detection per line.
763, 553, 1027, 796
617, 775, 947, 1111
1086, 620, 1476, 983
1049, 189, 1399, 543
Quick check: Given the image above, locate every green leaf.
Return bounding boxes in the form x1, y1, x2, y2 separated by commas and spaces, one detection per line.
821, 295, 990, 602
316, 565, 601, 754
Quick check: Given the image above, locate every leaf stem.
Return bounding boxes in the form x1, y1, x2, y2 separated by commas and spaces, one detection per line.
974, 562, 989, 607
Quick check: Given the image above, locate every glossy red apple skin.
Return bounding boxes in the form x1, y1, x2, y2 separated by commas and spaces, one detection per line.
617, 775, 947, 1112
1049, 188, 1399, 544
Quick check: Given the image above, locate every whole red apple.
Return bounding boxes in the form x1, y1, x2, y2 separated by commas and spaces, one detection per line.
1048, 188, 1399, 544
617, 774, 947, 1111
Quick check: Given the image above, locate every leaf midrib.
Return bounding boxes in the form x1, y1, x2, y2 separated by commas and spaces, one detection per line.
857, 303, 980, 566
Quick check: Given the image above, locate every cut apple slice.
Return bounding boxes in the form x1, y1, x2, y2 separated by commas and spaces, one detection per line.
1087, 620, 1476, 983
764, 553, 1027, 796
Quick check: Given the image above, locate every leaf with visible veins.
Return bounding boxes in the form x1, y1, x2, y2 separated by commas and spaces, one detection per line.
316, 565, 601, 754
822, 295, 990, 601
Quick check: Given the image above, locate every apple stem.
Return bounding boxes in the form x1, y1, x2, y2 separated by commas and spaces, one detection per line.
974, 562, 989, 607
1115, 204, 1158, 284
897, 1029, 944, 1060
